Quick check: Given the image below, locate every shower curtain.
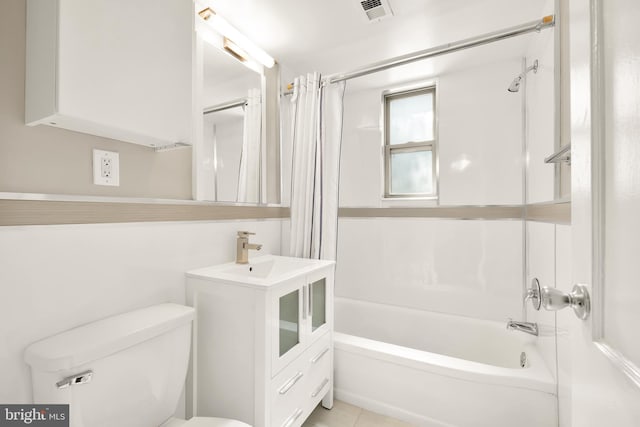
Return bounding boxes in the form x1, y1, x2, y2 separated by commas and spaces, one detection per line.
288, 73, 346, 261
238, 88, 262, 203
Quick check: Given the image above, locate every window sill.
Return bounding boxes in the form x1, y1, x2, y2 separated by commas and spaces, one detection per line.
381, 197, 439, 208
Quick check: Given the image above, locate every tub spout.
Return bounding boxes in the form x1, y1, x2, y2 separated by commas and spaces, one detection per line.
506, 319, 538, 336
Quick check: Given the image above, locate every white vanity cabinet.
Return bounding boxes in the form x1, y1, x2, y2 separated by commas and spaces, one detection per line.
186, 256, 335, 427
25, 0, 192, 148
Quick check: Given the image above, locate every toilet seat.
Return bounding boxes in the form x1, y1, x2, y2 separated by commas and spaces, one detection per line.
183, 417, 251, 427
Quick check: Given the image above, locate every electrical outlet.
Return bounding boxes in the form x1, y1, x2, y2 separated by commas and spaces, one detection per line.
93, 149, 119, 186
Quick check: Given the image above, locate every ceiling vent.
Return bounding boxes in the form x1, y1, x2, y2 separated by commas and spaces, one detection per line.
358, 0, 393, 23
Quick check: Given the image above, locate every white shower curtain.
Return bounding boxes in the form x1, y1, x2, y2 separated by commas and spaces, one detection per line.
238, 88, 262, 203
288, 73, 346, 260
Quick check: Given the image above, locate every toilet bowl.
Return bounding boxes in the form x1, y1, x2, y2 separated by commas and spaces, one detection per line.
24, 303, 250, 427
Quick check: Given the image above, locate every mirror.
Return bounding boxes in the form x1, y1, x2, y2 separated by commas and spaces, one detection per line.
193, 21, 281, 205
201, 43, 263, 203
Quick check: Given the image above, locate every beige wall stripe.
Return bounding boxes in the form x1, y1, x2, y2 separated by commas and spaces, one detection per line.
339, 202, 571, 224
525, 201, 571, 225
0, 200, 290, 226
0, 200, 570, 226
338, 206, 524, 220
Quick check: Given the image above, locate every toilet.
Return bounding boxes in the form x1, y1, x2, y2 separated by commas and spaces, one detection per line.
24, 303, 250, 427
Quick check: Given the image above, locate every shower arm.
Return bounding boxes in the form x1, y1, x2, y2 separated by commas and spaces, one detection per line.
524, 59, 539, 76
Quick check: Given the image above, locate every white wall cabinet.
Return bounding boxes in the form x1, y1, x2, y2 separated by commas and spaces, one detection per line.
25, 0, 192, 148
186, 256, 334, 427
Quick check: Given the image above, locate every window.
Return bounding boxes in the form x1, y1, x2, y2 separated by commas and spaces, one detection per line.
383, 86, 437, 199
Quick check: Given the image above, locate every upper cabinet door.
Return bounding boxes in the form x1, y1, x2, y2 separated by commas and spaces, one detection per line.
25, 0, 193, 149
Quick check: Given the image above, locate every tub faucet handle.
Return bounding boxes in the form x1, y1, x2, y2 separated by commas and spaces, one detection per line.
525, 278, 542, 310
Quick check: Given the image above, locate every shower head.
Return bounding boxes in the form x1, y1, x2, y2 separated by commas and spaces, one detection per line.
508, 75, 524, 93
507, 59, 539, 93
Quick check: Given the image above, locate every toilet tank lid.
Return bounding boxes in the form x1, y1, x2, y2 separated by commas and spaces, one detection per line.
24, 303, 194, 372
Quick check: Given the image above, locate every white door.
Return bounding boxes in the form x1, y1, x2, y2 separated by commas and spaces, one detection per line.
563, 0, 640, 425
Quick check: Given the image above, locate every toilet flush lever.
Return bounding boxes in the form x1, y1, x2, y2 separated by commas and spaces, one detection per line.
56, 370, 93, 389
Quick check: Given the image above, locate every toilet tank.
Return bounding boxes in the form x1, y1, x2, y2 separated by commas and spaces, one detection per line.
24, 303, 195, 427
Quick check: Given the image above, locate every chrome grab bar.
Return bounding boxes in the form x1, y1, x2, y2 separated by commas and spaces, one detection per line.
311, 378, 330, 398
281, 408, 303, 427
310, 347, 330, 364
278, 371, 303, 395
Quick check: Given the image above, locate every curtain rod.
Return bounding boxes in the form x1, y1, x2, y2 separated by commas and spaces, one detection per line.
282, 14, 555, 94
327, 15, 555, 84
203, 98, 247, 115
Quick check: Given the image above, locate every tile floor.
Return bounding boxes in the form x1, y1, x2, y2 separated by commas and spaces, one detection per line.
302, 400, 415, 427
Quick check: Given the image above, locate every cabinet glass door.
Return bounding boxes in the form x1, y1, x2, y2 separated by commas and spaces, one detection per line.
310, 278, 327, 332
279, 289, 300, 356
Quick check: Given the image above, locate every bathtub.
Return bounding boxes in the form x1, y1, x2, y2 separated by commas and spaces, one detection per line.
334, 297, 556, 427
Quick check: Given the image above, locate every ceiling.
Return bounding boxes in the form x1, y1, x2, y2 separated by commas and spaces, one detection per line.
202, 0, 552, 83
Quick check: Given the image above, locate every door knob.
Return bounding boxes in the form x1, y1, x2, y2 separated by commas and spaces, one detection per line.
526, 278, 590, 320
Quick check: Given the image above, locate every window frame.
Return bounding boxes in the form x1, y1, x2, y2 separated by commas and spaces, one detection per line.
382, 84, 438, 200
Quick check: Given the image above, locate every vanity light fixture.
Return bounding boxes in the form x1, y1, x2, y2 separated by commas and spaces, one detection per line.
197, 24, 262, 73
223, 37, 248, 63
196, 5, 275, 69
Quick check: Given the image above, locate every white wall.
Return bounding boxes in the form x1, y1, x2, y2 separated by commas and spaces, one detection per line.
523, 221, 572, 426
521, 3, 562, 422
0, 219, 282, 403
525, 0, 556, 204
336, 219, 523, 321
335, 59, 525, 322
555, 224, 572, 427
339, 59, 524, 208
525, 221, 557, 375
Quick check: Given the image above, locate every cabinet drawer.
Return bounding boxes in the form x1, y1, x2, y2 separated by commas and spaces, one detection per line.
305, 337, 332, 405
270, 333, 332, 427
271, 355, 308, 427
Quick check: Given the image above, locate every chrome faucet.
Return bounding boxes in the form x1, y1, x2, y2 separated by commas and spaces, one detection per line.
506, 319, 539, 336
236, 231, 262, 264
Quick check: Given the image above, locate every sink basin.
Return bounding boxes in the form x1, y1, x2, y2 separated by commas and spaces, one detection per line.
187, 255, 334, 288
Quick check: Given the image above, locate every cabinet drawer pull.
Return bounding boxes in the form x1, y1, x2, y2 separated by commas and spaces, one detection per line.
311, 378, 330, 398
310, 347, 330, 364
278, 371, 304, 395
281, 408, 303, 427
